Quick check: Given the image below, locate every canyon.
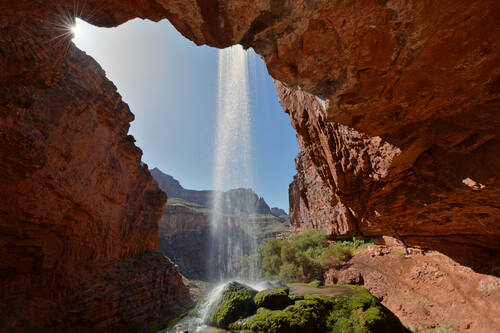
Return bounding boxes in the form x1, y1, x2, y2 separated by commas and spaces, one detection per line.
152, 168, 288, 280
0, 0, 498, 332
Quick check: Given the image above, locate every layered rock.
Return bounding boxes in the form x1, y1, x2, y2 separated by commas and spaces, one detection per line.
281, 77, 499, 274
158, 200, 210, 280
67, 252, 189, 332
270, 207, 289, 222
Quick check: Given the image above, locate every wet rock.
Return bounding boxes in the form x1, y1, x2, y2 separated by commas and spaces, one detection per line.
208, 281, 258, 329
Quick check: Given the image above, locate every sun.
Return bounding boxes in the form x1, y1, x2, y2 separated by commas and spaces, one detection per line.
70, 23, 80, 37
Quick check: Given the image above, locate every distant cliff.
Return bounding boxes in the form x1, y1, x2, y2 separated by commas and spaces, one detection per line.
151, 168, 289, 280
151, 167, 272, 214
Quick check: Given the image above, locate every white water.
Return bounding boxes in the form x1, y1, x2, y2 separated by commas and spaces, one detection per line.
167, 280, 276, 332
209, 45, 258, 281
168, 45, 261, 333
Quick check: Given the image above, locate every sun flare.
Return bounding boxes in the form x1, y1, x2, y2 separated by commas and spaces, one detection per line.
70, 23, 79, 37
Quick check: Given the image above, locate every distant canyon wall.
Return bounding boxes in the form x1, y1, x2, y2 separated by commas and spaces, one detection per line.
151, 167, 272, 214
152, 169, 288, 280
0, 0, 498, 331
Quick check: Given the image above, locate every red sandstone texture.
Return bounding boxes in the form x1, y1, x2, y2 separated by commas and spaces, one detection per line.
0, 0, 499, 331
324, 240, 500, 332
281, 79, 499, 275
0, 3, 189, 332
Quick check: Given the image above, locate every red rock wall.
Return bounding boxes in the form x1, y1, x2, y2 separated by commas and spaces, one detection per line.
280, 80, 499, 274
0, 3, 188, 331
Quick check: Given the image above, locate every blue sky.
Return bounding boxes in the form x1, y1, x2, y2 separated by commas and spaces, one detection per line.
73, 18, 298, 211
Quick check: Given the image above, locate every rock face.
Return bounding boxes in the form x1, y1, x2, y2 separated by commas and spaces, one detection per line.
67, 252, 189, 332
270, 207, 289, 221
1, 0, 499, 331
0, 3, 189, 332
282, 77, 499, 274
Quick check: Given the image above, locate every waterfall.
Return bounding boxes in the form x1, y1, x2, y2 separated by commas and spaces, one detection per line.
209, 45, 257, 281
167, 46, 262, 333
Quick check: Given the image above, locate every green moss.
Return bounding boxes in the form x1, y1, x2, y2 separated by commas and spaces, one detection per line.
363, 306, 383, 324
231, 297, 330, 333
218, 284, 408, 333
254, 286, 293, 310
208, 282, 257, 329
327, 286, 410, 333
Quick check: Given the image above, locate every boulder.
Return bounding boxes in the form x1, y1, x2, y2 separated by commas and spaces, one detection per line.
254, 286, 293, 310
208, 281, 257, 329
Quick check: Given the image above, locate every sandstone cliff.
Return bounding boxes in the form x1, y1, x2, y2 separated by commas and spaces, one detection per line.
281, 79, 499, 275
270, 207, 290, 222
0, 3, 190, 332
1, 0, 499, 331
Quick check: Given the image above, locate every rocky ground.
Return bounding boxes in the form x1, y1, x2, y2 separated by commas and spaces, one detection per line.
325, 238, 500, 332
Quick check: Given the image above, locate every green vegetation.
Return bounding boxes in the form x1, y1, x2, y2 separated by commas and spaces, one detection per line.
254, 286, 293, 310
241, 230, 373, 282
226, 285, 409, 333
230, 298, 330, 333
164, 197, 211, 213
208, 282, 258, 328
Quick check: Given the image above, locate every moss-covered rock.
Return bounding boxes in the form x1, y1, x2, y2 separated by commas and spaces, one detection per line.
254, 286, 293, 310
327, 286, 411, 333
229, 298, 330, 333
208, 281, 257, 329
230, 286, 410, 333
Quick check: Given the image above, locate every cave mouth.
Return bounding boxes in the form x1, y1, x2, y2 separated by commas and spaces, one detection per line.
72, 17, 298, 210
71, 18, 298, 283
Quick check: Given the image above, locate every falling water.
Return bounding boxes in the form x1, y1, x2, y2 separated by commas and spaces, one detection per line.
167, 46, 268, 332
209, 45, 257, 281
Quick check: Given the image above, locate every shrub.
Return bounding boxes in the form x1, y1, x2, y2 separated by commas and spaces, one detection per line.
241, 231, 372, 283
260, 238, 283, 278
319, 242, 351, 269
278, 262, 303, 282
